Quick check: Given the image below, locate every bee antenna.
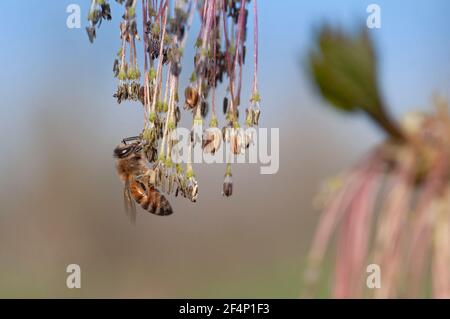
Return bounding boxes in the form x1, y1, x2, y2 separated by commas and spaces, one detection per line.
122, 136, 141, 144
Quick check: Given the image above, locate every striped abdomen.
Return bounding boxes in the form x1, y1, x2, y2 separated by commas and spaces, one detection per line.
129, 179, 173, 216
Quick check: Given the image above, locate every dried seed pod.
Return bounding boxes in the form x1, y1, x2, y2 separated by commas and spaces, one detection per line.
223, 97, 229, 114
184, 86, 199, 109
157, 121, 164, 139
171, 62, 182, 76
168, 138, 179, 151
174, 106, 181, 124
144, 20, 151, 34
168, 174, 174, 194
146, 145, 158, 163
230, 133, 241, 155
148, 36, 161, 59
253, 109, 261, 126
202, 129, 222, 155
113, 59, 119, 77
245, 108, 254, 126
186, 177, 198, 202
86, 26, 96, 43
222, 126, 230, 142
234, 97, 240, 109
128, 20, 138, 38
244, 131, 253, 149
222, 175, 233, 197
174, 174, 185, 198
101, 3, 112, 20
129, 82, 140, 101
201, 101, 209, 118
139, 85, 145, 105
113, 83, 129, 104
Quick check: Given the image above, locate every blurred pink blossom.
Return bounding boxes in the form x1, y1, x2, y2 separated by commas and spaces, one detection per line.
305, 97, 450, 298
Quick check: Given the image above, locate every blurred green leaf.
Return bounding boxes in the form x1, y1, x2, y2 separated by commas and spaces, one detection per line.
309, 25, 405, 140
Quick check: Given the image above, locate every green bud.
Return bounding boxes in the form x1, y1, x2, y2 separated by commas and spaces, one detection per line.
118, 70, 127, 81
165, 157, 173, 168
186, 167, 195, 179
142, 128, 153, 141
152, 24, 160, 35
88, 10, 95, 21
127, 68, 134, 80
164, 34, 171, 45
156, 100, 164, 112
149, 112, 157, 123
194, 115, 203, 126
209, 116, 218, 128
168, 121, 175, 130
189, 72, 197, 83
128, 7, 136, 18
228, 44, 236, 56
251, 92, 261, 103
148, 68, 156, 81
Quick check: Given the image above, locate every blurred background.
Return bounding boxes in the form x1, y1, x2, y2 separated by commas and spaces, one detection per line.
0, 0, 449, 298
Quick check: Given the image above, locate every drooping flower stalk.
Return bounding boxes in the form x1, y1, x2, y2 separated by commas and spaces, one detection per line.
252, 0, 258, 100
150, 1, 168, 115
232, 0, 246, 108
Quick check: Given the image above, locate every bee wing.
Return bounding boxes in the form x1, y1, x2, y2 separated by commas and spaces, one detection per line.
124, 181, 137, 224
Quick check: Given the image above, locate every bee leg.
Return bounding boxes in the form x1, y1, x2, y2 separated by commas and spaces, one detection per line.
135, 171, 152, 184
135, 174, 145, 181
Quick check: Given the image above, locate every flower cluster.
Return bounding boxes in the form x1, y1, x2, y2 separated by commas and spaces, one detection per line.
87, 0, 261, 203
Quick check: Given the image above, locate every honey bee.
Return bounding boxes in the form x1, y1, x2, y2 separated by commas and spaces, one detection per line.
114, 136, 173, 222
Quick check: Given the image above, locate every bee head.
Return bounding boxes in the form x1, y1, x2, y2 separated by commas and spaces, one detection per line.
114, 142, 142, 158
